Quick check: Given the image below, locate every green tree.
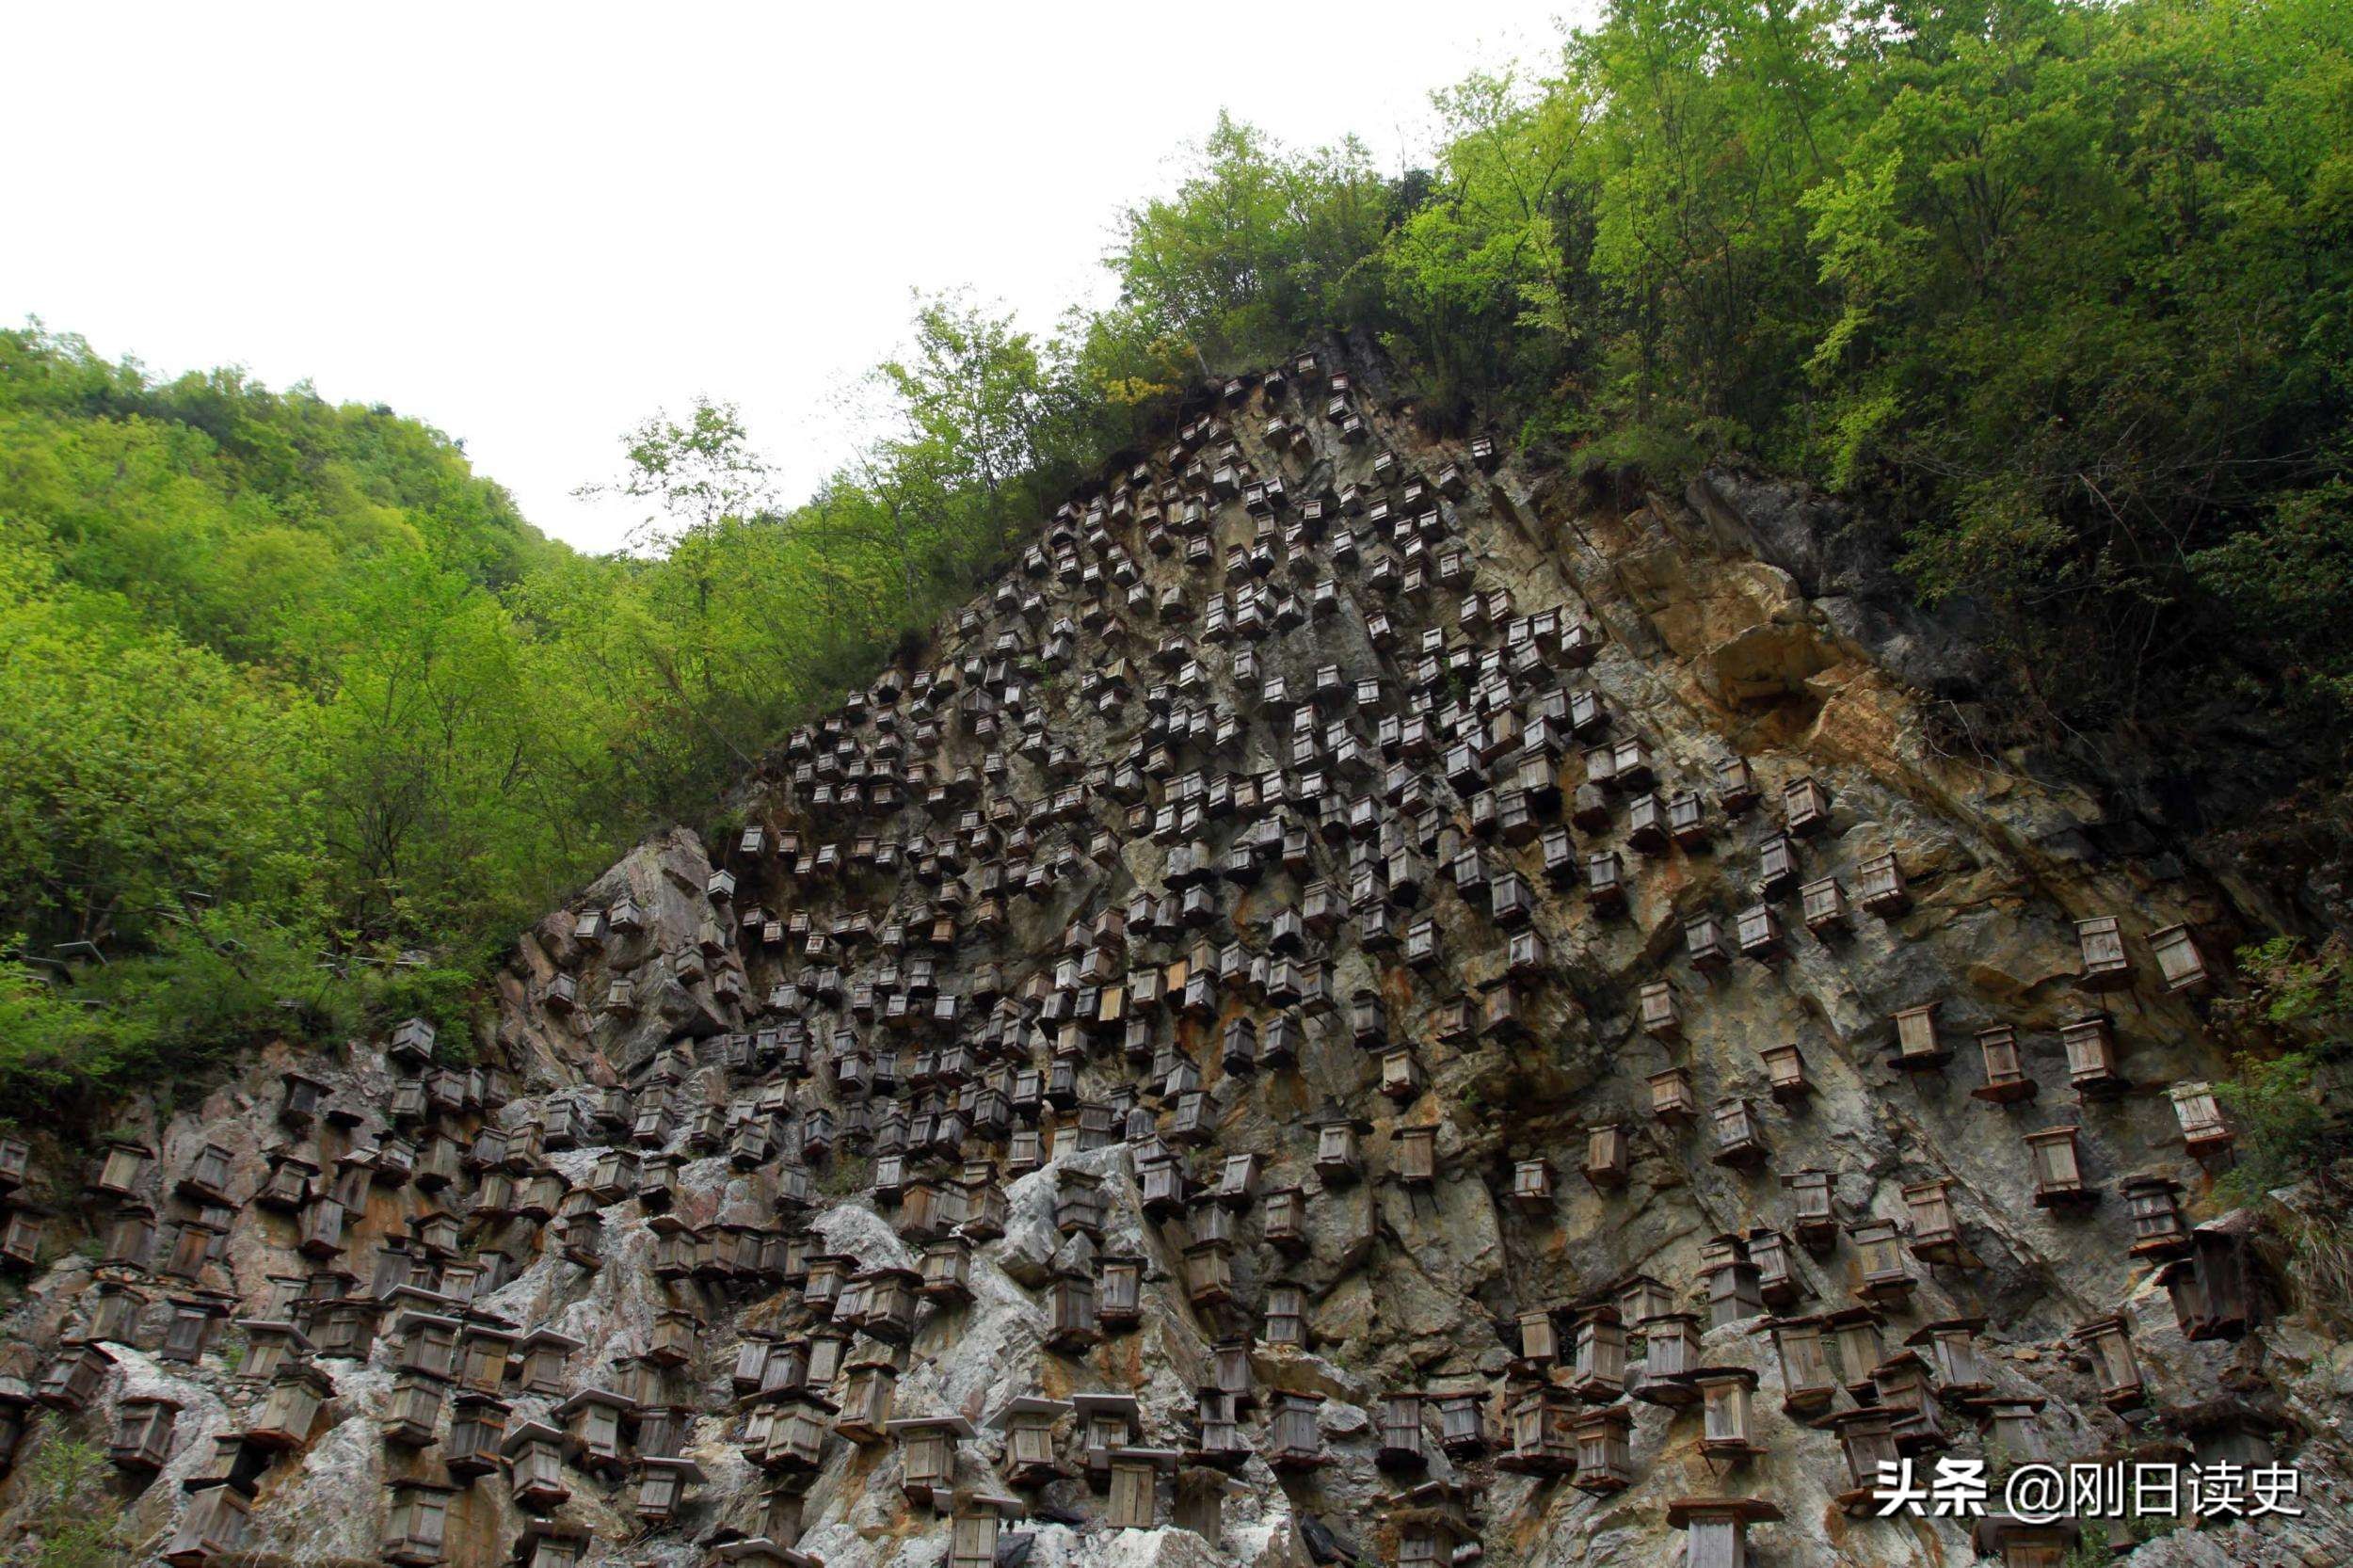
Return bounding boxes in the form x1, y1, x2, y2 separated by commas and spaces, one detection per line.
1383, 67, 1599, 425
1110, 112, 1397, 371
0, 532, 307, 952
574, 395, 777, 552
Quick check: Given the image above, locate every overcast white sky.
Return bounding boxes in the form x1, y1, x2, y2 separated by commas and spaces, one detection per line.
2, 3, 1585, 553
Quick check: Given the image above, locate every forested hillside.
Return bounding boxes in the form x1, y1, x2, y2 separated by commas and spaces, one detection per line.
5, 0, 2348, 1120
1091, 0, 2353, 737
0, 300, 1129, 1114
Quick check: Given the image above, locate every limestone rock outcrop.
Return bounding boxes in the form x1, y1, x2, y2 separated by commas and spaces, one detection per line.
0, 347, 2345, 1568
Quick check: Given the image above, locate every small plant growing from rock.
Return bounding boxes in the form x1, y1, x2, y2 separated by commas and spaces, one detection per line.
821, 1154, 872, 1197
2215, 935, 2349, 1199
16, 1432, 127, 1568
2217, 935, 2353, 1331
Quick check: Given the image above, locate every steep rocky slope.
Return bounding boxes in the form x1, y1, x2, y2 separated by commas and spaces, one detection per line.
0, 347, 2346, 1568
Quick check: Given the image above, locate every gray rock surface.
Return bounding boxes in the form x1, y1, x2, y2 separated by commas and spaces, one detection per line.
0, 350, 2342, 1568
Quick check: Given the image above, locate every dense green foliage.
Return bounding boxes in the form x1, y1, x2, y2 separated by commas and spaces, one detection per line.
1099, 0, 2353, 729
0, 298, 1133, 1115
0, 327, 578, 1108
2217, 935, 2351, 1201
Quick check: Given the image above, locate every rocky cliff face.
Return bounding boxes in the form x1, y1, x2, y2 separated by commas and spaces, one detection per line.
2, 349, 2347, 1568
